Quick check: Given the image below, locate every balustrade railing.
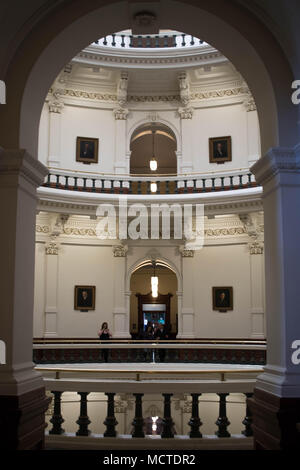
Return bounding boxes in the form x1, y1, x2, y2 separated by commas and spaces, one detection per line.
42, 169, 258, 196
41, 368, 257, 448
93, 33, 205, 49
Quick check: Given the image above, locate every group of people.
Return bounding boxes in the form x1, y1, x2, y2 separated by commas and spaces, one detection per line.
98, 321, 170, 362
141, 321, 169, 362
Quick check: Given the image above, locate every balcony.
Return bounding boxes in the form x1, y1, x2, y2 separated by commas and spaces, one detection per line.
93, 32, 205, 49
38, 363, 261, 450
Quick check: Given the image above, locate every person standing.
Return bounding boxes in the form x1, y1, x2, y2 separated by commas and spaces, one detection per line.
98, 322, 112, 363
155, 323, 169, 362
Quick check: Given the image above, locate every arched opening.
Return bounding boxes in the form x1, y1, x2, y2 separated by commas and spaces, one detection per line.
130, 123, 177, 175
129, 261, 178, 338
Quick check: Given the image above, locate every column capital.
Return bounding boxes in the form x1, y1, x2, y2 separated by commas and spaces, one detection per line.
179, 245, 194, 257
0, 149, 48, 190
113, 244, 128, 257
251, 144, 300, 185
114, 107, 129, 120
178, 106, 194, 119
249, 241, 264, 255
45, 240, 60, 255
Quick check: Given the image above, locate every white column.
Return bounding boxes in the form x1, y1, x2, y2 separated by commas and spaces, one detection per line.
44, 240, 60, 337
0, 150, 48, 395
246, 102, 260, 166
48, 100, 63, 167
249, 244, 265, 339
114, 108, 128, 174
112, 245, 130, 338
178, 108, 194, 174
176, 291, 183, 338
178, 249, 195, 338
251, 145, 300, 397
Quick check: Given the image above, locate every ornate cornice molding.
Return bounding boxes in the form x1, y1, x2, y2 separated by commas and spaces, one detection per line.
251, 145, 300, 185
49, 85, 249, 105
76, 48, 224, 68
205, 227, 245, 237
191, 86, 249, 101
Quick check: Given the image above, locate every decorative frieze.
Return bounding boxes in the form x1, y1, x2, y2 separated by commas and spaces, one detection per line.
205, 227, 245, 237
49, 85, 250, 105
36, 225, 50, 234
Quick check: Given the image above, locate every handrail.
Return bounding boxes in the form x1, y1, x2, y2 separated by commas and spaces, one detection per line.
33, 338, 266, 344
43, 168, 258, 195
36, 366, 263, 382
48, 166, 253, 178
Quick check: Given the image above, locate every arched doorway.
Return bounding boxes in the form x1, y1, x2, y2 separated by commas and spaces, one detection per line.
130, 123, 177, 175
129, 262, 178, 338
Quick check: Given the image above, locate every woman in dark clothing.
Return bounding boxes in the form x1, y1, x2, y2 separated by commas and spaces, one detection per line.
98, 322, 112, 362
154, 324, 169, 362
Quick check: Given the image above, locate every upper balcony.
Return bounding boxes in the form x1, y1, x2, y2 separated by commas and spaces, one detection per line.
93, 30, 206, 49
75, 30, 224, 69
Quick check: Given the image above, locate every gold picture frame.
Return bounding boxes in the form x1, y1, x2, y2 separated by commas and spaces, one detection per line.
209, 136, 232, 164
76, 137, 99, 164
212, 286, 233, 312
74, 285, 96, 311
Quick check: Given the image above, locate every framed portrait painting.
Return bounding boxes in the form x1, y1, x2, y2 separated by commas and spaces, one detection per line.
212, 286, 233, 312
74, 285, 96, 311
209, 136, 232, 164
76, 137, 99, 164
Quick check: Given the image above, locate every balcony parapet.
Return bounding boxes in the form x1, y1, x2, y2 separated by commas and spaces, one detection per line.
43, 167, 258, 196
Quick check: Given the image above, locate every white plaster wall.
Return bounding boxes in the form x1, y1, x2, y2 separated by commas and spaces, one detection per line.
60, 105, 115, 173
34, 240, 255, 339
191, 104, 249, 172
193, 244, 252, 338
38, 100, 260, 174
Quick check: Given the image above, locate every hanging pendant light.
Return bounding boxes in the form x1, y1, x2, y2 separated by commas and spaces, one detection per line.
151, 261, 158, 298
149, 129, 158, 172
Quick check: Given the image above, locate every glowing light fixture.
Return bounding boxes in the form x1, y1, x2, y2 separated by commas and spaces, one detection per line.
150, 182, 157, 193
149, 130, 158, 172
151, 261, 158, 298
